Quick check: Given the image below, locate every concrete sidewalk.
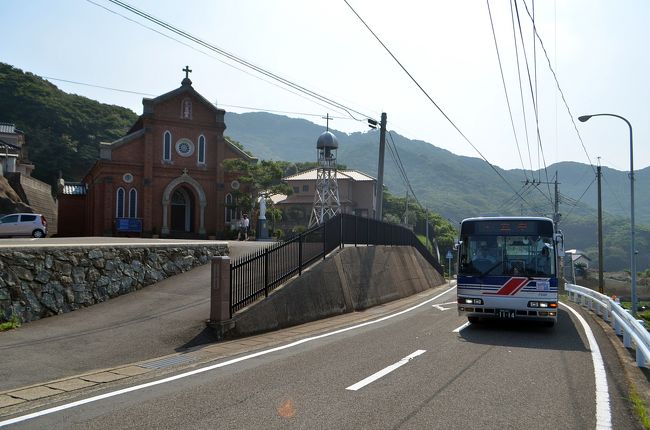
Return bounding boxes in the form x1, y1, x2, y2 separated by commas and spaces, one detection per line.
0, 283, 455, 415
0, 241, 271, 393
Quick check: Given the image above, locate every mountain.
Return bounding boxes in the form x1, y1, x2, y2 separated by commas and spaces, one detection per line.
1, 64, 647, 271
225, 112, 650, 272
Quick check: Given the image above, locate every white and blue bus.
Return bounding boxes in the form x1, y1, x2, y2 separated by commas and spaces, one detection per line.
456, 217, 564, 327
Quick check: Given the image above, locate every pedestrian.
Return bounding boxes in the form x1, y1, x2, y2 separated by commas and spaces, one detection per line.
240, 213, 249, 240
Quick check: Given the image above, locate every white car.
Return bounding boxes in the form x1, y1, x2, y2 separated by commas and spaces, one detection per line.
0, 213, 48, 238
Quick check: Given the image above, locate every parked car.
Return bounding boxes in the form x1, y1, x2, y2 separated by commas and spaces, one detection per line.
0, 213, 48, 238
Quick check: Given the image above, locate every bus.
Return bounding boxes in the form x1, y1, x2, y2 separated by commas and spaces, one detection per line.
456, 217, 564, 326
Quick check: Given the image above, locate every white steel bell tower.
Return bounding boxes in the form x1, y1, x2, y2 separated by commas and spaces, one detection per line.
308, 130, 341, 227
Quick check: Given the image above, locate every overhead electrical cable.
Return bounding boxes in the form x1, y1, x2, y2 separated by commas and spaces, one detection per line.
43, 73, 355, 122
561, 178, 596, 222
43, 76, 156, 96
344, 0, 532, 210
85, 0, 357, 120
520, 0, 596, 174
509, 0, 535, 178
99, 0, 375, 123
486, 0, 529, 181
513, 0, 553, 203
386, 131, 421, 208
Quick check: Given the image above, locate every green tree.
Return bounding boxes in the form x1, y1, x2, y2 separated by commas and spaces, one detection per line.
223, 159, 293, 216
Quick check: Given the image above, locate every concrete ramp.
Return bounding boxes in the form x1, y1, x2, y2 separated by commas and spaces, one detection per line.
229, 245, 445, 337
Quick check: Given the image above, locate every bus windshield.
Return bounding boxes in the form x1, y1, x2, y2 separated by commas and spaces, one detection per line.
459, 234, 555, 277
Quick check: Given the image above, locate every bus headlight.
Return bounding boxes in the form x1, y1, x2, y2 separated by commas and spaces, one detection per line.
459, 298, 484, 305
529, 301, 557, 308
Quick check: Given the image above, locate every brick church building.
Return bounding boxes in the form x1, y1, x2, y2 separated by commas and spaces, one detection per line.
64, 69, 254, 238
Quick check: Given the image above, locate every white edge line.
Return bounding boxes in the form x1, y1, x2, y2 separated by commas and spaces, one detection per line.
345, 350, 426, 391
559, 302, 611, 429
0, 285, 458, 427
453, 322, 471, 333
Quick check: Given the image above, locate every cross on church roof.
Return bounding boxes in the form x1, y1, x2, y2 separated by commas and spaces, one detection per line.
183, 66, 192, 79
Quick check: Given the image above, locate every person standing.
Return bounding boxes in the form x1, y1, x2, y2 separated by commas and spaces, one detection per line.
241, 213, 249, 240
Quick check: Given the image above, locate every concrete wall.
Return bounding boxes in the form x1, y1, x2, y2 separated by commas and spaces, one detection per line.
0, 243, 227, 324
228, 246, 445, 337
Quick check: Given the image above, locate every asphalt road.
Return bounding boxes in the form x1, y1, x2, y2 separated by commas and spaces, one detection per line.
0, 240, 271, 392
2, 287, 639, 429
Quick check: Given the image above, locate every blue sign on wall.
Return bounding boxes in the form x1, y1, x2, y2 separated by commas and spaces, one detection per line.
115, 218, 143, 233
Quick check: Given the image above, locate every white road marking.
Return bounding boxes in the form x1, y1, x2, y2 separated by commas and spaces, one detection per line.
0, 286, 458, 427
346, 350, 426, 391
453, 322, 471, 333
432, 301, 456, 311
560, 303, 611, 429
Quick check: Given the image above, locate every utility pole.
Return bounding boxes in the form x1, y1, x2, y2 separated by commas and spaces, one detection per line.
404, 190, 408, 225
376, 112, 387, 221
553, 172, 560, 229
597, 161, 604, 293
425, 206, 430, 252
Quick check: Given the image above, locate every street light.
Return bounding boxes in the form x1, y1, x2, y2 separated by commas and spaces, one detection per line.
578, 113, 637, 316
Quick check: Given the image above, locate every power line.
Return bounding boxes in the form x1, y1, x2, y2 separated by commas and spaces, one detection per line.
85, 0, 358, 120
561, 177, 596, 222
486, 0, 529, 181
97, 0, 375, 123
43, 76, 156, 96
513, 0, 552, 201
41, 75, 355, 123
520, 0, 596, 174
343, 0, 531, 210
509, 0, 535, 178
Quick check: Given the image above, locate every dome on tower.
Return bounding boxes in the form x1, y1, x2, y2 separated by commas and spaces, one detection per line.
316, 131, 339, 149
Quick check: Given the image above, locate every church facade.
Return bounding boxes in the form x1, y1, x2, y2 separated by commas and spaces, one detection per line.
77, 71, 254, 238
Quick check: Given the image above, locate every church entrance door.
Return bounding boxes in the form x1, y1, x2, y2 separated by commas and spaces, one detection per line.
170, 187, 194, 233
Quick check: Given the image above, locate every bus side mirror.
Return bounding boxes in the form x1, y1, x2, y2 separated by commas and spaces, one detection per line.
554, 232, 565, 257
454, 240, 462, 251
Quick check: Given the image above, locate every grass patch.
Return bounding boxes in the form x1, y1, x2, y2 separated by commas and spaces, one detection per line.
630, 384, 650, 430
0, 315, 21, 332
620, 301, 650, 326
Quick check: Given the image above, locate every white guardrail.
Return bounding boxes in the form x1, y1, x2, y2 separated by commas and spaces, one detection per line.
566, 283, 650, 368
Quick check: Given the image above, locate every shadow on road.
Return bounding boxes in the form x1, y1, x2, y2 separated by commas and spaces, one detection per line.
458, 309, 589, 352
175, 326, 220, 351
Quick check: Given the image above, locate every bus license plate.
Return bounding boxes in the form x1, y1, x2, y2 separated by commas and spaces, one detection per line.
497, 309, 515, 318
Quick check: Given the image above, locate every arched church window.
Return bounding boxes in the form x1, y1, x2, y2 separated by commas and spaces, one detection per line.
163, 131, 172, 161
116, 187, 125, 218
198, 135, 206, 164
128, 188, 138, 218
225, 193, 234, 223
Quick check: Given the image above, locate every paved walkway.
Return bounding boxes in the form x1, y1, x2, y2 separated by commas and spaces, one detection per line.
0, 241, 271, 392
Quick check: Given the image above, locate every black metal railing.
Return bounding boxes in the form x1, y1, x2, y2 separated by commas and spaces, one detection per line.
230, 213, 443, 316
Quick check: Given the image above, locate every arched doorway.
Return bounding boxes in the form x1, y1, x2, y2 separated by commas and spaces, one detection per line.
170, 186, 195, 233
161, 173, 207, 236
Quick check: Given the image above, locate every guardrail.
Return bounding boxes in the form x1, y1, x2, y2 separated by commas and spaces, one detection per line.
566, 283, 650, 368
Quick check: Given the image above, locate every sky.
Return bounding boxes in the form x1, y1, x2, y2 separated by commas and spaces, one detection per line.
4, 0, 650, 173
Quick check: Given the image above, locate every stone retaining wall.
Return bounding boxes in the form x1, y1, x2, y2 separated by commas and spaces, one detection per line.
0, 244, 227, 324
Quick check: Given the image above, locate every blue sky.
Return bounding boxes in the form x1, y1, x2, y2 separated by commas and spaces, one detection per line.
4, 0, 649, 171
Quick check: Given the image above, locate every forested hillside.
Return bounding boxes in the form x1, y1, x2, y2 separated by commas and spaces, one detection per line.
0, 63, 138, 186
